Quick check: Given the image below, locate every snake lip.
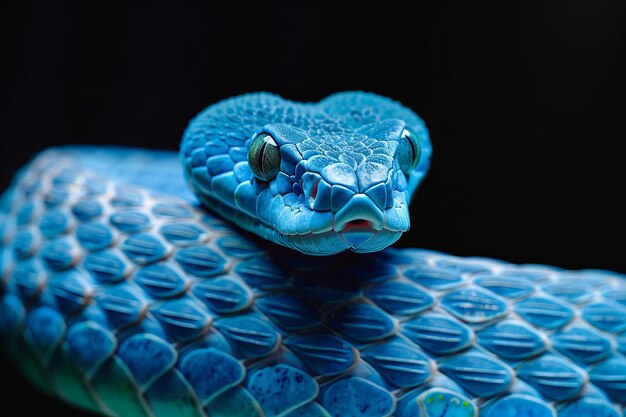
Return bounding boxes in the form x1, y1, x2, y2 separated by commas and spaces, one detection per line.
341, 219, 373, 231
338, 220, 377, 245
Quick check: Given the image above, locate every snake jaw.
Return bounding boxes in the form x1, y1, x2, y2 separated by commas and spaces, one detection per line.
277, 194, 409, 255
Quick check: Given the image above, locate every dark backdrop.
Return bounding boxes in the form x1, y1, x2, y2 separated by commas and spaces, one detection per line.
0, 1, 624, 414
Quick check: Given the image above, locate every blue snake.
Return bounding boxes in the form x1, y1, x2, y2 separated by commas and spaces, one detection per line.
0, 92, 624, 417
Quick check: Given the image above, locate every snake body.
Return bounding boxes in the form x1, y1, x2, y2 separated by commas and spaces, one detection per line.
0, 93, 624, 417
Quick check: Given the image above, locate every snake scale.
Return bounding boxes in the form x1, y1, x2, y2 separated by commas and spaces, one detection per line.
0, 92, 624, 417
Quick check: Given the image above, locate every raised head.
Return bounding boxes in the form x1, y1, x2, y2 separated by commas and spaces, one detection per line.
180, 92, 432, 255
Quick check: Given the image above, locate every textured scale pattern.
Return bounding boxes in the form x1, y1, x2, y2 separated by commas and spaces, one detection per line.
1, 153, 625, 417
1, 92, 625, 417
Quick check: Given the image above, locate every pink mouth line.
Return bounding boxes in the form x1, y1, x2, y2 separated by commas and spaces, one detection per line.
342, 219, 374, 231
339, 220, 377, 245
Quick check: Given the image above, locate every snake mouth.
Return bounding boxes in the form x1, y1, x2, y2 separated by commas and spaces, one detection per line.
338, 219, 376, 245
343, 219, 373, 229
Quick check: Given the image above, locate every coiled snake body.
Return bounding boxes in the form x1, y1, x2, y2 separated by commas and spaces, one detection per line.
0, 93, 624, 416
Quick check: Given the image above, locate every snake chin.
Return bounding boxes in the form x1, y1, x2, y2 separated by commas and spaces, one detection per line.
275, 227, 404, 256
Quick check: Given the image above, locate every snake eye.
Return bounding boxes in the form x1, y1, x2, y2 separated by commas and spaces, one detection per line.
397, 127, 421, 175
248, 132, 281, 182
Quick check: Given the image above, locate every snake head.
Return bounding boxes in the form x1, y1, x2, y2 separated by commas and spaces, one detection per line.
181, 92, 432, 256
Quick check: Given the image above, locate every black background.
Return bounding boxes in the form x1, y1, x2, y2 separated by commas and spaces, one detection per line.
0, 1, 624, 414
